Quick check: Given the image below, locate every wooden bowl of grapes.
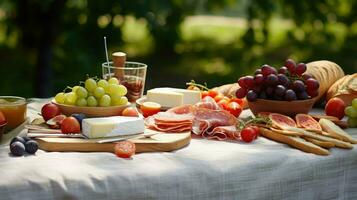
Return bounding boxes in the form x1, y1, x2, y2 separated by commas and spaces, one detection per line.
248, 98, 316, 117
52, 100, 130, 117
238, 59, 320, 117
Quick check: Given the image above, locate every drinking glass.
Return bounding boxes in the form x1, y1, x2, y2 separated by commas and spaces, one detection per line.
102, 61, 147, 103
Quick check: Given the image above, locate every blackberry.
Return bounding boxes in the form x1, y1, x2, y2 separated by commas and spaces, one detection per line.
10, 141, 25, 156
25, 140, 39, 154
10, 136, 25, 145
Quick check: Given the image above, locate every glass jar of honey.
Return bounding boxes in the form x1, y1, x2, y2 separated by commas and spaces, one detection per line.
0, 96, 27, 131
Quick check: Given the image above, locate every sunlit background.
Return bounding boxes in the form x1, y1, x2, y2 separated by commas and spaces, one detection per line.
0, 0, 356, 98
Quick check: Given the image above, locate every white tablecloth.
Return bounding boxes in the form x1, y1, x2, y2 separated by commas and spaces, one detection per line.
1, 99, 357, 200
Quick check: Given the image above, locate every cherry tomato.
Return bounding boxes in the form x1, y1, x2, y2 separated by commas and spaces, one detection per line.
217, 99, 229, 110
230, 98, 244, 107
240, 127, 257, 143
114, 141, 136, 158
249, 126, 260, 139
214, 94, 225, 103
225, 102, 242, 117
140, 102, 161, 117
222, 96, 230, 102
61, 117, 81, 134
325, 97, 346, 120
122, 107, 139, 117
187, 85, 200, 91
207, 90, 218, 98
201, 91, 209, 99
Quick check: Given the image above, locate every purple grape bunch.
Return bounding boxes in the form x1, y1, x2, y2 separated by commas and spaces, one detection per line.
236, 59, 320, 102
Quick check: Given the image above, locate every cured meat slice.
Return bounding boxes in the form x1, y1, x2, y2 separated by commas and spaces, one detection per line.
194, 96, 221, 110
153, 112, 193, 123
194, 108, 236, 126
145, 105, 194, 133
167, 104, 195, 114
192, 108, 237, 136
145, 116, 191, 133
145, 96, 240, 140
206, 125, 240, 140
155, 121, 192, 125
152, 124, 191, 133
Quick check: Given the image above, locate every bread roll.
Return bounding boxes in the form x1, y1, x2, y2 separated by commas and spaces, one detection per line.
305, 60, 345, 102
212, 83, 239, 98
326, 74, 357, 106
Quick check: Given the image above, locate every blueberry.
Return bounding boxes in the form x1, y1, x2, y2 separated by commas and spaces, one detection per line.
25, 140, 38, 154
10, 141, 25, 156
22, 136, 31, 142
10, 136, 25, 145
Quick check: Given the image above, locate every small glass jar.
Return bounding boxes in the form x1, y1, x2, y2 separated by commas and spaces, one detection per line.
0, 96, 27, 131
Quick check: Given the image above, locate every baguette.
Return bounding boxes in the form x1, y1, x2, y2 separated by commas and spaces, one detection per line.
259, 128, 330, 156
319, 118, 357, 144
270, 127, 304, 136
303, 137, 335, 149
303, 128, 344, 141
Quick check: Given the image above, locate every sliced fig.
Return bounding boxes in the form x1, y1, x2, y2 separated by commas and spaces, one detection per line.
269, 113, 296, 129
295, 114, 322, 131
46, 114, 66, 129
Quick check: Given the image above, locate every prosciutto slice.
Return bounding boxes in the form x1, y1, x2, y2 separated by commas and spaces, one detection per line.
191, 108, 238, 138
194, 96, 221, 110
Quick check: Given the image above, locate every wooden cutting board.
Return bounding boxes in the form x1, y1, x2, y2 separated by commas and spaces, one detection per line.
35, 131, 191, 153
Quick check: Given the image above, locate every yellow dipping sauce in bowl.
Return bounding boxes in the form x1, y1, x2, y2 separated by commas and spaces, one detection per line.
0, 96, 27, 131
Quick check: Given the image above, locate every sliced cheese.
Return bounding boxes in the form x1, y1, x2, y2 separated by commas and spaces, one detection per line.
82, 116, 145, 139
146, 87, 201, 108
147, 89, 183, 108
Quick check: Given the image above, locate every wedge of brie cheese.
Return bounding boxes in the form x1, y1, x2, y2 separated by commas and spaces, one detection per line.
146, 87, 201, 108
82, 116, 145, 139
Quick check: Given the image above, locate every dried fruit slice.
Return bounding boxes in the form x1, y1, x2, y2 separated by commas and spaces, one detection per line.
296, 114, 322, 131
46, 114, 66, 129
269, 113, 296, 129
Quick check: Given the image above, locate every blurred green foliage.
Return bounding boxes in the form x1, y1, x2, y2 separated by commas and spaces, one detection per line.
0, 0, 356, 97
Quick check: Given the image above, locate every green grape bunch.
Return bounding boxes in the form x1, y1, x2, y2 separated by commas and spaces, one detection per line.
54, 77, 128, 107
345, 98, 357, 128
